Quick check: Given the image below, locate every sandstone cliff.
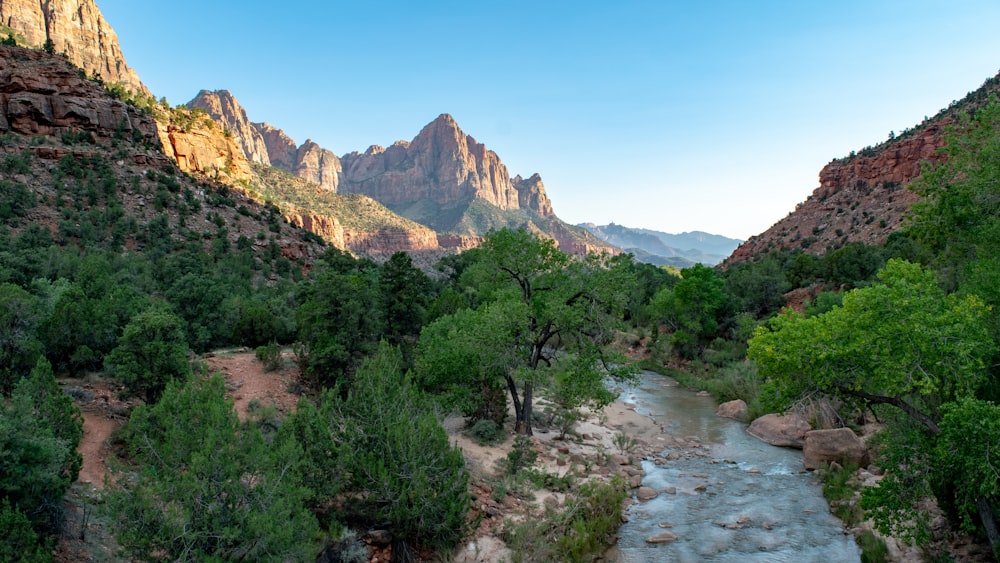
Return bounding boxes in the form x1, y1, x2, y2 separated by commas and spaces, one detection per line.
187, 90, 270, 165
0, 0, 147, 95
0, 44, 154, 141
339, 114, 555, 221
156, 119, 254, 184
726, 71, 1000, 264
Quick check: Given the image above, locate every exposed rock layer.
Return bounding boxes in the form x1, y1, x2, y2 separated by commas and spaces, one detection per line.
0, 44, 154, 141
0, 0, 147, 94
338, 114, 555, 219
726, 71, 1000, 264
187, 90, 270, 165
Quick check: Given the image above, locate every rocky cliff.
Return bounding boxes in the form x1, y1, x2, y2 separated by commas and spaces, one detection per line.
0, 43, 153, 141
726, 71, 1000, 265
187, 90, 270, 165
338, 114, 555, 220
0, 0, 147, 95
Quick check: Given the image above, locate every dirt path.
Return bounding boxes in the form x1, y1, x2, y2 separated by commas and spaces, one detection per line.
203, 349, 302, 420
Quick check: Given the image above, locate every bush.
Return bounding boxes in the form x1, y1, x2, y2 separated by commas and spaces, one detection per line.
0, 500, 52, 563
505, 476, 628, 563
255, 341, 283, 371
505, 435, 538, 476
107, 376, 319, 561
469, 419, 504, 446
105, 307, 191, 403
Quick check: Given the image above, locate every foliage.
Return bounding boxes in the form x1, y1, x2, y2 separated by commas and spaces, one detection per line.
0, 359, 83, 533
108, 375, 319, 561
417, 229, 637, 435
0, 283, 43, 394
283, 343, 469, 552
505, 435, 539, 476
105, 306, 192, 403
651, 263, 726, 358
379, 251, 432, 345
749, 259, 993, 428
468, 419, 505, 446
0, 500, 53, 563
255, 341, 283, 371
932, 398, 1000, 535
505, 476, 628, 563
295, 248, 383, 386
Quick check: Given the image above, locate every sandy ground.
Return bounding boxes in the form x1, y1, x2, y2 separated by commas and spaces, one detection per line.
202, 348, 302, 420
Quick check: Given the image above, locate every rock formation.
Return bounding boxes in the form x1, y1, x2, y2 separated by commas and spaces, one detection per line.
0, 44, 154, 141
156, 121, 253, 183
726, 71, 1000, 265
746, 413, 811, 448
187, 90, 270, 165
293, 140, 341, 191
802, 428, 868, 470
0, 0, 147, 95
338, 114, 555, 219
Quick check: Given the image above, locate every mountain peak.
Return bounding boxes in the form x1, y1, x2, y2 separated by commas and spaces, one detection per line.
0, 0, 148, 95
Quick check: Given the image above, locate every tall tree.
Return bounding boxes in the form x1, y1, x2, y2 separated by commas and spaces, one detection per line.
417, 229, 636, 435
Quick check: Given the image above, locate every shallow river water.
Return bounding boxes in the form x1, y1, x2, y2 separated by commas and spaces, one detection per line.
612, 371, 861, 562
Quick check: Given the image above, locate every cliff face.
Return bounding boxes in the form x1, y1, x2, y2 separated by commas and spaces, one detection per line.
0, 0, 147, 95
338, 114, 555, 218
726, 72, 1000, 265
187, 90, 270, 165
156, 120, 254, 183
0, 44, 154, 141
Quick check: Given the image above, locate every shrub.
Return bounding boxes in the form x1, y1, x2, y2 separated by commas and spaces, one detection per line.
255, 341, 283, 371
469, 419, 504, 446
505, 476, 628, 563
505, 435, 538, 476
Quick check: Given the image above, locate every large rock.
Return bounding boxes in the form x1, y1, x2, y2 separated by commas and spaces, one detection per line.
0, 0, 148, 95
0, 45, 155, 142
746, 413, 811, 448
716, 399, 748, 421
187, 90, 271, 166
803, 428, 868, 470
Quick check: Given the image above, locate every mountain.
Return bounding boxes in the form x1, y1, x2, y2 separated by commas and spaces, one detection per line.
727, 70, 1000, 265
0, 42, 324, 266
0, 0, 147, 95
188, 90, 615, 255
580, 223, 741, 266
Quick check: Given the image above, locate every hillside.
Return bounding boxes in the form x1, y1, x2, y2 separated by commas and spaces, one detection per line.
580, 223, 742, 266
727, 70, 1000, 264
0, 43, 325, 271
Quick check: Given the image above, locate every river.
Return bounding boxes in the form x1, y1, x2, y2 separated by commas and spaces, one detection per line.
611, 371, 861, 562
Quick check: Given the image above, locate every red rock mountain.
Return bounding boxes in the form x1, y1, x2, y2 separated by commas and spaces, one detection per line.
338, 114, 555, 221
187, 90, 612, 253
0, 0, 147, 95
727, 71, 1000, 264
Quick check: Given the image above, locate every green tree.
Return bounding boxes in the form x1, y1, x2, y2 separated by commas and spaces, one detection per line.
750, 260, 992, 428
417, 229, 636, 435
108, 375, 319, 561
295, 249, 383, 387
0, 359, 83, 532
105, 306, 192, 403
284, 343, 469, 555
379, 251, 431, 345
651, 263, 726, 358
0, 283, 42, 394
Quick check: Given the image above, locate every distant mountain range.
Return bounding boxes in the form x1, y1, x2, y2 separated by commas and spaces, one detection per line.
578, 223, 742, 267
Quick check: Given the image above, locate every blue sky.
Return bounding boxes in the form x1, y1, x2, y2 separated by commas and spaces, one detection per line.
98, 1, 1000, 240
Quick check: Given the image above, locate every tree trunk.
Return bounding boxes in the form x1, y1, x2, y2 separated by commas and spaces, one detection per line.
505, 374, 523, 433
514, 382, 533, 436
976, 496, 1000, 556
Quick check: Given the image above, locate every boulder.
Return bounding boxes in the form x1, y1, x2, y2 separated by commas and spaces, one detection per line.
636, 487, 658, 501
746, 413, 811, 448
803, 428, 868, 470
716, 399, 748, 421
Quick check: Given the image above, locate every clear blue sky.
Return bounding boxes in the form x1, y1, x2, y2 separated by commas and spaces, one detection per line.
98, 1, 1000, 240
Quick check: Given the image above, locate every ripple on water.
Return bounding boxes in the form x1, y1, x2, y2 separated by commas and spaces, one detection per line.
614, 372, 860, 562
